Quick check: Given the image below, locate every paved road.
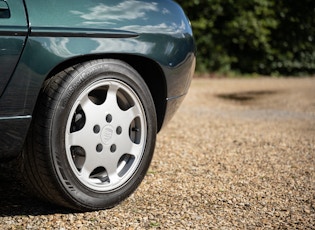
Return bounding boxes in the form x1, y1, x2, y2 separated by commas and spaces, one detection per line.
1, 77, 314, 229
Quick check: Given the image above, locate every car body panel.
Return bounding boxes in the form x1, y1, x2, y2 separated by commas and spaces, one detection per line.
0, 0, 195, 159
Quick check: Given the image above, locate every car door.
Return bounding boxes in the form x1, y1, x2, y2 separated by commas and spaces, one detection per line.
0, 0, 28, 96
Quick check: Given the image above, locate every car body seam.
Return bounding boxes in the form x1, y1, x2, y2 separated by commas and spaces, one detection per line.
29, 26, 139, 38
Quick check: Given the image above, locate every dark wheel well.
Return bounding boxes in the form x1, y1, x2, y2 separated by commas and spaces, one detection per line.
47, 54, 167, 132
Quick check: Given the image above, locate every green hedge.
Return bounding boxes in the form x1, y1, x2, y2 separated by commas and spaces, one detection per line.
177, 0, 315, 75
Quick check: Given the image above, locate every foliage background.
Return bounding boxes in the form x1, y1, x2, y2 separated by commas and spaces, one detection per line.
176, 0, 315, 75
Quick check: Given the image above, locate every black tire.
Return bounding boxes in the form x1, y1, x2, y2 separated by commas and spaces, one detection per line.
21, 59, 157, 211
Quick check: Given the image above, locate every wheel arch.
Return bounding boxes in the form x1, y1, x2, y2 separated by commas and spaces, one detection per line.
46, 54, 167, 132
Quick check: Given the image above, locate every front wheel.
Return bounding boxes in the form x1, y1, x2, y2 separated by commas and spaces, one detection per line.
21, 59, 157, 211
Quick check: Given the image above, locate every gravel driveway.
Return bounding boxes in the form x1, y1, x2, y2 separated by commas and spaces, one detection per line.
1, 77, 314, 229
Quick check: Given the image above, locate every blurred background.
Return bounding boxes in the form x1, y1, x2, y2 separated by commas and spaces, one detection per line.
176, 0, 315, 76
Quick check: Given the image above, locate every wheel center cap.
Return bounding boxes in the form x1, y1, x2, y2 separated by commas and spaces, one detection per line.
101, 125, 114, 145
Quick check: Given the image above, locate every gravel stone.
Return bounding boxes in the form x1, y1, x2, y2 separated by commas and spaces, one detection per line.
0, 77, 314, 229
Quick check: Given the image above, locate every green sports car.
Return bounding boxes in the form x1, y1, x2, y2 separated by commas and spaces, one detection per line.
0, 0, 195, 211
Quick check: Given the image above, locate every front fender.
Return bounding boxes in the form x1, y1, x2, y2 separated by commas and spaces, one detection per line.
2, 0, 195, 117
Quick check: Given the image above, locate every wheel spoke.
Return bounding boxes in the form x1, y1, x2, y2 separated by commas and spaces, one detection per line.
125, 105, 141, 126
68, 129, 89, 147
104, 158, 120, 183
115, 105, 142, 134
129, 142, 143, 158
104, 83, 119, 108
80, 152, 101, 180
122, 139, 143, 158
79, 94, 103, 124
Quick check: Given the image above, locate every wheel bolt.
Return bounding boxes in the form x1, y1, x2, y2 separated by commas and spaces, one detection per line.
116, 126, 122, 135
110, 144, 116, 153
93, 125, 100, 133
106, 114, 112, 123
96, 144, 103, 152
